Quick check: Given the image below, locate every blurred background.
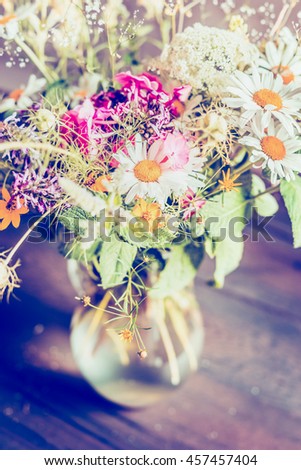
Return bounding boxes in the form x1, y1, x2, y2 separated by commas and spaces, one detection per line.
0, 0, 301, 451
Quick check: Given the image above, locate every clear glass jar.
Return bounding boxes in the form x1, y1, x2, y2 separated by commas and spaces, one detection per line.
68, 260, 205, 408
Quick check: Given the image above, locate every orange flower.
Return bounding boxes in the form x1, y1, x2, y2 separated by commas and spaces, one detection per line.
0, 187, 29, 230
90, 175, 111, 193
119, 329, 133, 343
132, 198, 162, 232
218, 169, 242, 193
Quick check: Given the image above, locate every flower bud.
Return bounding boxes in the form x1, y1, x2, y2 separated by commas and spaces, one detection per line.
35, 109, 56, 132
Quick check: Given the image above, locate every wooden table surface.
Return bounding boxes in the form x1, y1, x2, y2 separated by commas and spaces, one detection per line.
0, 208, 301, 450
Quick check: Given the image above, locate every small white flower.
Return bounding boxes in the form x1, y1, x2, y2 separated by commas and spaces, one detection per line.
112, 134, 204, 206
239, 116, 301, 184
0, 4, 36, 40
158, 23, 258, 95
259, 28, 301, 85
0, 74, 46, 113
224, 69, 301, 135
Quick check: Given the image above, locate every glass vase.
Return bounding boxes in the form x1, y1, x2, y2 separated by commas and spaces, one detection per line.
68, 260, 205, 408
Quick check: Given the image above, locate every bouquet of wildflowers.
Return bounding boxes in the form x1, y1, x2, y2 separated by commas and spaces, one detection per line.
1, 0, 301, 356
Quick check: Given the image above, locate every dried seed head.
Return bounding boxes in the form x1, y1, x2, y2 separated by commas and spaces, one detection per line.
137, 349, 148, 359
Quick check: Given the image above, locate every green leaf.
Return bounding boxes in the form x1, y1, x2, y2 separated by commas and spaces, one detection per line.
255, 193, 279, 217
150, 243, 204, 299
64, 239, 102, 263
280, 176, 301, 248
59, 207, 91, 236
214, 235, 244, 288
204, 238, 215, 258
203, 190, 247, 287
203, 190, 247, 240
251, 174, 279, 217
97, 238, 137, 289
251, 174, 266, 195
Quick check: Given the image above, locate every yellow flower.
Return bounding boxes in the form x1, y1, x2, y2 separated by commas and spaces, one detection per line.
119, 329, 133, 343
218, 169, 242, 193
0, 188, 28, 230
132, 198, 162, 232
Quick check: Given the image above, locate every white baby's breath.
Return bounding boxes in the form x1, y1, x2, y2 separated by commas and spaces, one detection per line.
158, 23, 258, 95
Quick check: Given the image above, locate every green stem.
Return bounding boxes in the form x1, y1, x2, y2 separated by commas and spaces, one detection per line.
166, 298, 198, 372
155, 299, 180, 386
0, 141, 76, 159
14, 36, 57, 83
249, 185, 280, 201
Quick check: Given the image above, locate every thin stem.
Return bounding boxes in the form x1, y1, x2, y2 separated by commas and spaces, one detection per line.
106, 329, 130, 365
249, 184, 280, 201
183, 0, 202, 15
232, 161, 254, 177
171, 12, 177, 39
14, 36, 56, 83
269, 1, 298, 39
0, 141, 76, 159
166, 298, 198, 372
6, 204, 59, 265
87, 290, 112, 337
155, 299, 180, 386
106, 25, 116, 83
177, 5, 185, 34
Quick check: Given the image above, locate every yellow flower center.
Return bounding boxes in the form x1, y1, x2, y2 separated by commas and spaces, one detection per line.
261, 136, 286, 161
134, 160, 161, 182
272, 65, 295, 85
253, 89, 283, 110
0, 14, 16, 25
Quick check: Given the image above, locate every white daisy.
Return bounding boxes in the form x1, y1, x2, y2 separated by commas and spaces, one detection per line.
259, 28, 301, 85
113, 134, 203, 206
224, 69, 301, 135
0, 4, 35, 40
239, 116, 301, 184
0, 74, 46, 113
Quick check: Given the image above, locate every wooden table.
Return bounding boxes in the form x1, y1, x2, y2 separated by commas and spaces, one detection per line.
0, 209, 301, 450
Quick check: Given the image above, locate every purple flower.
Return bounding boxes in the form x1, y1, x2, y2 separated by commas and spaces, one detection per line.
0, 113, 40, 168
12, 168, 61, 214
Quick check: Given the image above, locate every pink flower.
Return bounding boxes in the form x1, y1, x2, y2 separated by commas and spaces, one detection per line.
61, 98, 115, 155
114, 71, 190, 118
115, 71, 164, 94
61, 108, 92, 153
172, 85, 191, 103
181, 189, 206, 220
149, 133, 190, 170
